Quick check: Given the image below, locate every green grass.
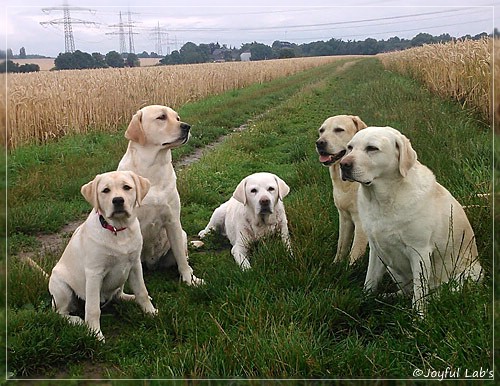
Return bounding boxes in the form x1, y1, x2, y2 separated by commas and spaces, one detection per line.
7, 58, 493, 380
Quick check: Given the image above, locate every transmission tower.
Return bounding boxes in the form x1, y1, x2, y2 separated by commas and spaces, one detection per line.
41, 1, 97, 53
107, 10, 139, 54
106, 11, 127, 54
151, 22, 169, 55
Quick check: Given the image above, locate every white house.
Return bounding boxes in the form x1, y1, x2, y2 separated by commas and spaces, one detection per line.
240, 52, 251, 62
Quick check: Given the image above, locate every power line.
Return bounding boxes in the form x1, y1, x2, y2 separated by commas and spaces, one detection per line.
288, 18, 492, 42
158, 7, 483, 33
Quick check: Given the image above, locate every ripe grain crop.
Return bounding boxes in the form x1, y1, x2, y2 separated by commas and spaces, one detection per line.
379, 38, 492, 124
494, 38, 499, 130
3, 56, 358, 149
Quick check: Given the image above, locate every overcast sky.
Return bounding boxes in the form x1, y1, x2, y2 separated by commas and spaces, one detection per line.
2, 0, 499, 57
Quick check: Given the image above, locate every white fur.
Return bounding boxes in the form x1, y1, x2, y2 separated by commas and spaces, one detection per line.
49, 171, 157, 342
198, 172, 291, 270
117, 105, 203, 285
340, 126, 482, 315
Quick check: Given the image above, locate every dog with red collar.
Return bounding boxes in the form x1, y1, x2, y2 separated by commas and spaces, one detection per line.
48, 170, 157, 342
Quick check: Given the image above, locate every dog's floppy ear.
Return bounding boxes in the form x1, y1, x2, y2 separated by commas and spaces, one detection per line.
274, 175, 290, 200
129, 171, 151, 206
395, 132, 417, 178
351, 115, 367, 131
81, 174, 102, 212
125, 110, 147, 146
233, 178, 247, 205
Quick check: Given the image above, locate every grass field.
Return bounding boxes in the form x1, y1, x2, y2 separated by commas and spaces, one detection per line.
7, 58, 493, 380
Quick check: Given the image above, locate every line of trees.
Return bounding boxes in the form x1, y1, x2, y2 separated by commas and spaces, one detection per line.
2, 30, 495, 72
160, 32, 490, 65
53, 50, 140, 70
0, 60, 40, 73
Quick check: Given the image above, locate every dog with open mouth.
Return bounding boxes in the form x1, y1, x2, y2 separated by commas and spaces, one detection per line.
315, 114, 368, 264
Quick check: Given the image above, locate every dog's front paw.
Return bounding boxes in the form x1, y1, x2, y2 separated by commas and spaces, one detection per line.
190, 240, 204, 248
119, 293, 135, 302
198, 229, 208, 239
181, 272, 205, 286
239, 259, 251, 271
93, 329, 105, 343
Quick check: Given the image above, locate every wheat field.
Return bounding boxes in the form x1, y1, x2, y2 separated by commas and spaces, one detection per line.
2, 56, 356, 149
379, 38, 493, 127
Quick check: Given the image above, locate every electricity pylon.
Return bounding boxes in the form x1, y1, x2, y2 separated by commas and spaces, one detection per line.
41, 1, 97, 53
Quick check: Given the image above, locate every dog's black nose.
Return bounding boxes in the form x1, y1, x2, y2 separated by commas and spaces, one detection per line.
316, 140, 326, 151
113, 197, 125, 206
259, 197, 270, 206
340, 161, 352, 171
181, 123, 191, 133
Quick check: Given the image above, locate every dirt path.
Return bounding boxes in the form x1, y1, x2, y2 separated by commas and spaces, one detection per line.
15, 116, 257, 264
15, 60, 361, 264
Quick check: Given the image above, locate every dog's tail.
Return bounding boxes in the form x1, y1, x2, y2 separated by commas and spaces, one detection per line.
20, 256, 49, 279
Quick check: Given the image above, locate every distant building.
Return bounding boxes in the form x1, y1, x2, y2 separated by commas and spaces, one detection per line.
212, 49, 226, 62
240, 52, 251, 62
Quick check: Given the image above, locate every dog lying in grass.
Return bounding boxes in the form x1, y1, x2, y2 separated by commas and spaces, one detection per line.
198, 172, 291, 270
48, 171, 157, 342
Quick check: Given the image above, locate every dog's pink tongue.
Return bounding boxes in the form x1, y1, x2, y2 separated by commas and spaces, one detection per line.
319, 155, 332, 163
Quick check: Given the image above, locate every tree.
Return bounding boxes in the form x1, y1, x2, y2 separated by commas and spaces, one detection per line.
411, 33, 434, 47
160, 50, 182, 65
106, 51, 124, 68
54, 50, 98, 70
54, 52, 76, 69
0, 60, 39, 73
126, 53, 140, 67
249, 43, 274, 60
91, 52, 108, 68
278, 48, 295, 59
19, 47, 26, 59
179, 42, 205, 63
18, 63, 40, 73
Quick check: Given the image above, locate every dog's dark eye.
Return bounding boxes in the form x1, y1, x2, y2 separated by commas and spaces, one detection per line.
268, 187, 275, 192
366, 146, 379, 152
123, 185, 132, 191
334, 128, 344, 133
176, 116, 180, 122
102, 188, 110, 194
347, 145, 353, 151
319, 128, 325, 134
250, 188, 258, 194
157, 114, 167, 120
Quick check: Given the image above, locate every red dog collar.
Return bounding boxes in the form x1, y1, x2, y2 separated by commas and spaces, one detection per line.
97, 212, 127, 235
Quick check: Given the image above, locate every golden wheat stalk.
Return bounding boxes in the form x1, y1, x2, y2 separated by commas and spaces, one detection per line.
2, 56, 358, 149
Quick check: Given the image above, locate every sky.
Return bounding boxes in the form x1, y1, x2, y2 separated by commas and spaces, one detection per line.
2, 0, 499, 58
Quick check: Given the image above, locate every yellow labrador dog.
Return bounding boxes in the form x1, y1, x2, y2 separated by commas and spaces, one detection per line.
198, 172, 291, 270
315, 115, 368, 264
340, 126, 482, 314
49, 171, 157, 342
117, 105, 203, 285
